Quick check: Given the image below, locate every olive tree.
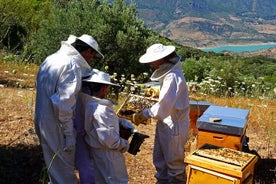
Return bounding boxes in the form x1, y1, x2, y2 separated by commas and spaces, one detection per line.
26, 0, 154, 78
0, 0, 50, 52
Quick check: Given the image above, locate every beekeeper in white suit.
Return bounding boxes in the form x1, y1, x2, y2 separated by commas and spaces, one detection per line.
34, 34, 103, 184
82, 70, 133, 184
132, 43, 190, 183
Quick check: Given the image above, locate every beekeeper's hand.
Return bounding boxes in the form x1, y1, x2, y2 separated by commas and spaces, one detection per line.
64, 134, 76, 152
132, 111, 150, 126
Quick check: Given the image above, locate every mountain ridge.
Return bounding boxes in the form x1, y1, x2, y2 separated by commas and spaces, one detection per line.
126, 0, 276, 48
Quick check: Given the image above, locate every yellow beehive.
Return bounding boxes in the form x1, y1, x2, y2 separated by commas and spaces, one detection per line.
197, 130, 247, 151
185, 144, 258, 184
196, 105, 249, 151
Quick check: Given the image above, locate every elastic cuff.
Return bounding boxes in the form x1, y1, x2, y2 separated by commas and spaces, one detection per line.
61, 122, 74, 136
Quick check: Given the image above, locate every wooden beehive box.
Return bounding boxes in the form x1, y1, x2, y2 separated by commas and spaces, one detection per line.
197, 130, 247, 150
185, 144, 258, 184
196, 105, 249, 150
189, 100, 212, 134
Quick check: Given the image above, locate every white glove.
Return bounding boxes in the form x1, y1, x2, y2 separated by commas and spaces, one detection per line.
63, 134, 76, 152
132, 111, 150, 126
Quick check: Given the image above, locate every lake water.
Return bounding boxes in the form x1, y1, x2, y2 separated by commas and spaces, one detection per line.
201, 43, 276, 53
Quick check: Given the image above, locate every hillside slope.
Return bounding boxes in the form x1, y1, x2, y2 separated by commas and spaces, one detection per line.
235, 47, 276, 58
127, 0, 276, 47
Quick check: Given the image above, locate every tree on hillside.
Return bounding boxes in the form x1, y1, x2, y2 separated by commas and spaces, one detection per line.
25, 0, 155, 78
0, 0, 50, 52
181, 57, 210, 82
90, 0, 154, 77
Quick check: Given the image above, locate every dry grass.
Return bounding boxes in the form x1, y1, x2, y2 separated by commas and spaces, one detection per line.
0, 61, 275, 183
0, 60, 37, 88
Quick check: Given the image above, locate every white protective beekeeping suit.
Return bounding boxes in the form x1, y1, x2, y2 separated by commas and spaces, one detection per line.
144, 61, 190, 183
34, 37, 91, 184
136, 43, 190, 183
84, 96, 129, 184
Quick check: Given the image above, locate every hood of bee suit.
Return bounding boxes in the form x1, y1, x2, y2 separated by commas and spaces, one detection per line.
150, 55, 182, 81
